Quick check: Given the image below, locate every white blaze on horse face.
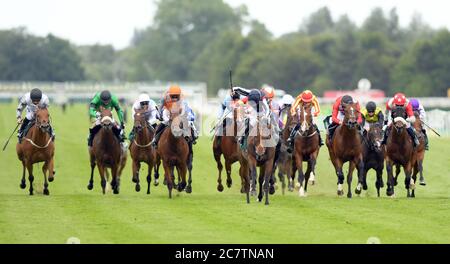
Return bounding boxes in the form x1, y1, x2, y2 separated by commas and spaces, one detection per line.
301, 109, 308, 132
101, 116, 112, 124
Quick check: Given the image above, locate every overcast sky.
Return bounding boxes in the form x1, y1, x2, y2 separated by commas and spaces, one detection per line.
0, 0, 448, 49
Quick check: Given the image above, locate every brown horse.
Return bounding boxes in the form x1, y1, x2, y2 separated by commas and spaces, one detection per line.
247, 114, 277, 205
213, 104, 241, 192
16, 108, 55, 195
280, 110, 297, 193
412, 111, 426, 188
326, 103, 364, 198
157, 107, 190, 198
292, 103, 320, 197
129, 109, 156, 194
87, 108, 127, 194
362, 123, 385, 197
385, 106, 416, 198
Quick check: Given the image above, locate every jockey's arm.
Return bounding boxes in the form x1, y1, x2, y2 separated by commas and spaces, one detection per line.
290, 96, 301, 116
331, 100, 340, 124
405, 104, 416, 124
112, 97, 125, 124
356, 103, 363, 124
377, 111, 384, 126
419, 104, 426, 120
16, 94, 28, 119
162, 108, 170, 125
312, 97, 320, 117
89, 93, 101, 119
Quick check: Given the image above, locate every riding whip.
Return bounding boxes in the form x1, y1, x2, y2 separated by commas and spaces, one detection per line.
2, 123, 20, 151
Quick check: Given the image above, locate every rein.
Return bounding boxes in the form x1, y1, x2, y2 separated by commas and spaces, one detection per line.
24, 137, 52, 149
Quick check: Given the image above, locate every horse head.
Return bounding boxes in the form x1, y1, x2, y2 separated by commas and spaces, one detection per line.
368, 123, 383, 151
252, 115, 273, 161
169, 102, 186, 138
343, 102, 358, 129
35, 107, 50, 133
392, 106, 407, 133
100, 108, 114, 130
298, 103, 313, 136
133, 109, 147, 133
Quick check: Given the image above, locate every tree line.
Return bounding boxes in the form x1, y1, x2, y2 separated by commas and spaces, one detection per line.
0, 0, 449, 97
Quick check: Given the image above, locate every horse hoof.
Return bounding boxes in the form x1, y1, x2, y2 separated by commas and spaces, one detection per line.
394, 180, 398, 186
132, 178, 138, 183
386, 189, 394, 197
87, 184, 93, 190
20, 182, 26, 189
355, 188, 361, 195
135, 184, 141, 192
257, 197, 262, 202
48, 176, 54, 182
43, 189, 50, 195
337, 190, 344, 196
226, 180, 232, 188
269, 185, 275, 195
363, 183, 368, 190
217, 185, 224, 192
240, 187, 245, 194
113, 189, 119, 195
185, 186, 192, 194
419, 181, 426, 186
288, 186, 294, 192
347, 192, 352, 198
295, 182, 301, 190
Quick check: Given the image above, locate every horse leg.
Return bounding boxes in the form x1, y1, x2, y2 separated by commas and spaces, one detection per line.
147, 162, 153, 194
48, 158, 55, 182
26, 162, 34, 195
42, 160, 50, 195
162, 162, 173, 199
269, 165, 276, 195
185, 153, 193, 194
355, 159, 364, 195
278, 170, 286, 195
295, 154, 305, 197
375, 168, 384, 198
334, 159, 345, 196
239, 162, 250, 204
225, 159, 233, 189
347, 161, 355, 198
394, 164, 401, 186
20, 160, 26, 189
87, 156, 95, 190
154, 156, 160, 186
418, 160, 426, 186
304, 158, 316, 196
386, 159, 395, 197
132, 160, 141, 192
179, 164, 188, 192
411, 165, 417, 198
264, 163, 273, 205
215, 152, 224, 192
257, 165, 264, 202
405, 163, 414, 198
98, 165, 107, 195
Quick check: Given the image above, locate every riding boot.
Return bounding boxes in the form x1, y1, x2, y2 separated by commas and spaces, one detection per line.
328, 123, 338, 145
190, 126, 198, 145
381, 126, 390, 145
314, 124, 323, 146
17, 118, 30, 143
287, 123, 299, 153
151, 123, 167, 148
423, 129, 429, 150
49, 125, 55, 141
87, 125, 101, 147
407, 126, 420, 148
239, 119, 250, 149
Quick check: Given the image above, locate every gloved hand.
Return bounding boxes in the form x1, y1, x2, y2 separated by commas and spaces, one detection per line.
17, 117, 22, 124
96, 112, 101, 119
121, 123, 125, 130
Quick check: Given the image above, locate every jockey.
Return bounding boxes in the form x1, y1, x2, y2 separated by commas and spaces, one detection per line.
151, 85, 198, 148
287, 90, 323, 152
128, 93, 159, 141
410, 98, 429, 150
17, 88, 55, 143
87, 90, 126, 147
361, 101, 384, 131
327, 95, 363, 143
261, 85, 282, 129
382, 92, 420, 148
278, 94, 295, 129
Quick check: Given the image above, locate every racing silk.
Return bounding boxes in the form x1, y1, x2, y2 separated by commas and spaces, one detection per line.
232, 87, 251, 97
218, 94, 245, 119
413, 103, 426, 120
385, 98, 415, 125
161, 100, 195, 125
89, 92, 124, 123
131, 99, 159, 125
331, 96, 362, 124
361, 107, 384, 124
16, 92, 50, 120
290, 93, 320, 117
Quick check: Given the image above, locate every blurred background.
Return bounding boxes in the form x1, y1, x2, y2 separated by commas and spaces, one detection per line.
1, 0, 449, 134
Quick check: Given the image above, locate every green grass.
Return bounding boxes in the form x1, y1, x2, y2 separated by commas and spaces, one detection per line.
0, 103, 449, 244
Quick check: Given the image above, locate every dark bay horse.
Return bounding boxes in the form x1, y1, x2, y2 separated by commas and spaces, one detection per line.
87, 108, 127, 194
129, 109, 156, 194
213, 104, 241, 192
279, 111, 297, 193
362, 124, 385, 197
157, 107, 190, 199
16, 108, 55, 195
292, 104, 320, 197
247, 114, 277, 205
326, 103, 364, 198
385, 107, 416, 198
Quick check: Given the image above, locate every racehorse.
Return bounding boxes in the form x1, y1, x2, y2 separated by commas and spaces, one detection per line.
247, 113, 277, 205
129, 109, 156, 194
385, 106, 416, 198
412, 111, 426, 187
362, 123, 385, 197
16, 107, 55, 195
87, 108, 127, 194
326, 102, 364, 198
157, 105, 190, 198
292, 103, 320, 197
213, 104, 241, 192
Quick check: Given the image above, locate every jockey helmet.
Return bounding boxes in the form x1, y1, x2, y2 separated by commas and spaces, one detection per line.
301, 90, 314, 103
261, 85, 275, 99
341, 95, 353, 105
30, 88, 42, 101
393, 92, 406, 106
248, 89, 262, 104
100, 90, 111, 104
410, 98, 420, 110
366, 101, 376, 113
280, 94, 294, 106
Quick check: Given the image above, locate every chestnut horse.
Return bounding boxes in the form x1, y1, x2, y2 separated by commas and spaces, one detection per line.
385, 106, 416, 198
292, 103, 320, 197
129, 109, 156, 194
157, 106, 190, 198
16, 107, 55, 195
247, 114, 277, 205
87, 108, 127, 194
362, 123, 385, 197
326, 103, 364, 198
213, 104, 241, 192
